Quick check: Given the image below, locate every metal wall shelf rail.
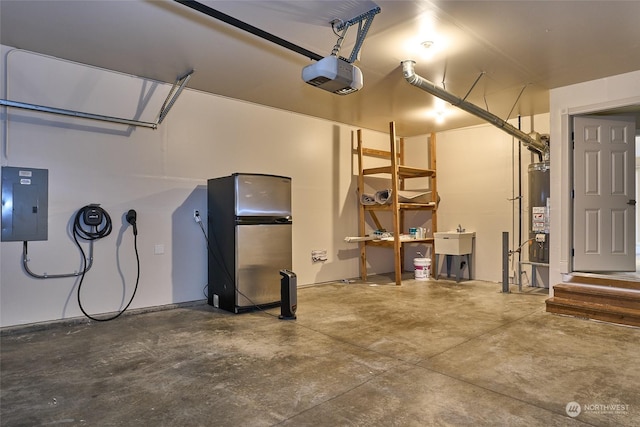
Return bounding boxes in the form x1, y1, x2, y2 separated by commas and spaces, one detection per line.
1, 70, 194, 130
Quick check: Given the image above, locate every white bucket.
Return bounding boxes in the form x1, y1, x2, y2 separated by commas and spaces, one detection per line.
414, 257, 431, 281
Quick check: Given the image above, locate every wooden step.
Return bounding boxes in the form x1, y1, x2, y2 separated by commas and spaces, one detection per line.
547, 282, 640, 327
552, 284, 640, 311
565, 273, 640, 291
546, 297, 640, 327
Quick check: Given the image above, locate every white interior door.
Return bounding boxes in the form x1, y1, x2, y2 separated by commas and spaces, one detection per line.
573, 115, 636, 272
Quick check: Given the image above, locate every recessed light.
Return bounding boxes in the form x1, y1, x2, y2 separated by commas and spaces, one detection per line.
421, 40, 434, 49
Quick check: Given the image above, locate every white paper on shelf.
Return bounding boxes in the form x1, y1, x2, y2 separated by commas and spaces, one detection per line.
344, 236, 377, 243
398, 190, 432, 204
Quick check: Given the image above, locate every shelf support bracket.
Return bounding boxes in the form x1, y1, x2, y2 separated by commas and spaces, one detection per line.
157, 70, 194, 124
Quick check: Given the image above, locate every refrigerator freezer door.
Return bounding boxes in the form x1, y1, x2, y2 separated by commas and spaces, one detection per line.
236, 224, 292, 308
234, 174, 291, 217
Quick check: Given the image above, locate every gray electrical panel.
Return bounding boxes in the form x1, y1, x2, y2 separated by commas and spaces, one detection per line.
1, 166, 49, 241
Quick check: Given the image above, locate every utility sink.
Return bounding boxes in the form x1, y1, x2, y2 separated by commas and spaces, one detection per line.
434, 231, 475, 255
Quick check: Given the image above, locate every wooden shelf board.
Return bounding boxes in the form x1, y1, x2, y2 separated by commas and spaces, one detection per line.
363, 203, 436, 211
363, 165, 434, 178
360, 147, 400, 159
366, 238, 435, 247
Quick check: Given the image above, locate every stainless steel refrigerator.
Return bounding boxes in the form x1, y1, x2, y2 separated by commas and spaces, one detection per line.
207, 173, 292, 313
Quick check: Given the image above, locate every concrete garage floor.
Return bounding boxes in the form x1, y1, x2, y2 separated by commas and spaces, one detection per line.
1, 276, 639, 426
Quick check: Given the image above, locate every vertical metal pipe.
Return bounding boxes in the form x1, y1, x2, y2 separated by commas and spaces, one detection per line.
518, 115, 522, 265
502, 232, 510, 293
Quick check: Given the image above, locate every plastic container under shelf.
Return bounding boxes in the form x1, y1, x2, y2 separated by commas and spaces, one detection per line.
414, 257, 431, 280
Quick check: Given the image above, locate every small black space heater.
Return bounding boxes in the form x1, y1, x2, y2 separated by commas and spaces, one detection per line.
279, 269, 297, 320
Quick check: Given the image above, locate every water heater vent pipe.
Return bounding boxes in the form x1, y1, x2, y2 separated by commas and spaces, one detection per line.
401, 60, 548, 156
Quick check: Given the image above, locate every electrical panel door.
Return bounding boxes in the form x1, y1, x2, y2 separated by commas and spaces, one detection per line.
1, 166, 49, 241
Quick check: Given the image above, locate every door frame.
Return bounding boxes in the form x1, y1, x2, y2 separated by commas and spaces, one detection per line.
550, 71, 640, 298
559, 102, 640, 276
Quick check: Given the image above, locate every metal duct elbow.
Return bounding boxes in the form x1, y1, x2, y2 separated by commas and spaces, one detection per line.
402, 60, 419, 85
400, 60, 548, 156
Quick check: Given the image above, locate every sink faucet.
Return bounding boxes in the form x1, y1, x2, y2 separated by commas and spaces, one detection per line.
457, 224, 465, 232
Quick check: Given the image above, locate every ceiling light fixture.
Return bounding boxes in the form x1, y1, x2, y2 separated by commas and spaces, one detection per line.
430, 108, 447, 124
421, 40, 434, 49
427, 98, 450, 124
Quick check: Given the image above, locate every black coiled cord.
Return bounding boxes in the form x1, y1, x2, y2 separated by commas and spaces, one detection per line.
74, 205, 140, 322
73, 207, 112, 241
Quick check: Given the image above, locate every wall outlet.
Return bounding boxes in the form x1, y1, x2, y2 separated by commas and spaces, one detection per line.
193, 209, 201, 223
311, 249, 327, 263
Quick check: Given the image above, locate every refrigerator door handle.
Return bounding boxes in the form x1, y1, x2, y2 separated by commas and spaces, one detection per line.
275, 216, 292, 224
236, 216, 292, 225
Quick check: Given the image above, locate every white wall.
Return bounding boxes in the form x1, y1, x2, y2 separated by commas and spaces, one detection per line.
549, 70, 640, 293
0, 46, 394, 327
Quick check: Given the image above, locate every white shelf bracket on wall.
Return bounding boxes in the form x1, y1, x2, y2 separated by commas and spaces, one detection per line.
0, 70, 194, 130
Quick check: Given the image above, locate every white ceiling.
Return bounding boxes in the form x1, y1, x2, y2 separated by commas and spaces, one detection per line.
1, 0, 639, 136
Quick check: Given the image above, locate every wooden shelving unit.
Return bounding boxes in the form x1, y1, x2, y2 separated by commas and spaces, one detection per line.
357, 121, 437, 285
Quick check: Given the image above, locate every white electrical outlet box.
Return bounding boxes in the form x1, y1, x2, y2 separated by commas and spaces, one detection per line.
311, 249, 328, 262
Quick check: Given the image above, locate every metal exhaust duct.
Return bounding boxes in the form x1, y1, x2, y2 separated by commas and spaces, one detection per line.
401, 60, 548, 156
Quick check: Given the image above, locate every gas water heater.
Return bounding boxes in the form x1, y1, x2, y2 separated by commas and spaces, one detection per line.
528, 162, 550, 263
